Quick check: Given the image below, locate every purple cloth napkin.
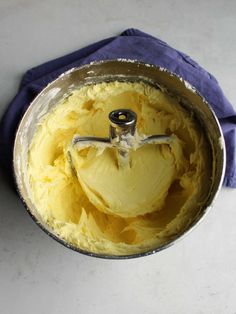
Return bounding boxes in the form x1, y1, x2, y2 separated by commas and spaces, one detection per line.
1, 28, 236, 187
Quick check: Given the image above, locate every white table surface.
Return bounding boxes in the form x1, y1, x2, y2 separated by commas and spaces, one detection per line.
0, 1, 236, 313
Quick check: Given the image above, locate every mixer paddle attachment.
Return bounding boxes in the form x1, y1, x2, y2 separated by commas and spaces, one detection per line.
70, 109, 174, 169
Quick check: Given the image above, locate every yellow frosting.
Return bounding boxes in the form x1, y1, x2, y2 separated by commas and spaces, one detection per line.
28, 81, 212, 255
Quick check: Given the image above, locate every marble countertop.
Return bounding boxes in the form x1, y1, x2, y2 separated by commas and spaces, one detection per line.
0, 1, 236, 313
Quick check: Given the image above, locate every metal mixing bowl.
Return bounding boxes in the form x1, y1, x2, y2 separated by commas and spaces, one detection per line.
13, 60, 226, 259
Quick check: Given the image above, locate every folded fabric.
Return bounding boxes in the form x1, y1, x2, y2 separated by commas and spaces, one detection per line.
0, 28, 235, 187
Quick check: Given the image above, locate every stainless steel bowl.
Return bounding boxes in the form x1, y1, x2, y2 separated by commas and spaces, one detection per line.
13, 60, 226, 259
